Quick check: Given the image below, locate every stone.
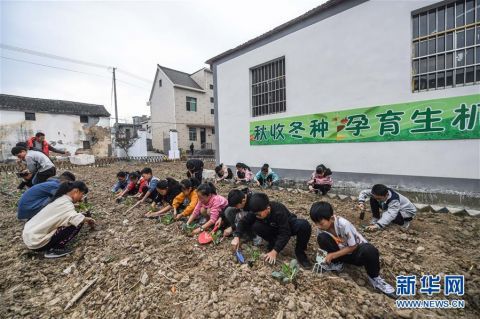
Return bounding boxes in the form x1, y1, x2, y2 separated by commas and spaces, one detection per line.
122, 219, 129, 226
396, 309, 413, 319
210, 311, 219, 319
139, 310, 149, 319
63, 263, 76, 275
416, 246, 425, 253
140, 271, 149, 285
287, 299, 296, 311
119, 258, 129, 266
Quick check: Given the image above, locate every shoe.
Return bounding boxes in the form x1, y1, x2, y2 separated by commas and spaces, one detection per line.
370, 218, 379, 225
402, 221, 410, 230
44, 247, 72, 259
320, 262, 344, 272
368, 276, 395, 294
296, 252, 313, 270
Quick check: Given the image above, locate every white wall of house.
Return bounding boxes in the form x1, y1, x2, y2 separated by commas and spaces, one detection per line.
150, 69, 176, 151
214, 0, 480, 182
150, 67, 216, 152
0, 110, 111, 160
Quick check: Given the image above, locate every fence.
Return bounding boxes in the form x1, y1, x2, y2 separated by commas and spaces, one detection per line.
0, 155, 218, 174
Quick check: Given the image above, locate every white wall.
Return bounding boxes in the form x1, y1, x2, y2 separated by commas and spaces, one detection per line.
150, 68, 176, 151
115, 130, 148, 157
215, 0, 480, 180
0, 110, 111, 160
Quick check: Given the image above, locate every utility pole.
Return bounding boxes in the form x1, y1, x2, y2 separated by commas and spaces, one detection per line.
113, 67, 118, 125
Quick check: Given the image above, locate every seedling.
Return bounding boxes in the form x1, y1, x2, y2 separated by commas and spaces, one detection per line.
246, 246, 261, 266
272, 259, 299, 284
182, 223, 197, 236
76, 202, 92, 212
161, 213, 174, 225
211, 230, 223, 245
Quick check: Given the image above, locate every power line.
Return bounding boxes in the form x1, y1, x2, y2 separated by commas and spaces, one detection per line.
1, 43, 152, 84
1, 56, 149, 89
1, 56, 111, 79
1, 44, 110, 69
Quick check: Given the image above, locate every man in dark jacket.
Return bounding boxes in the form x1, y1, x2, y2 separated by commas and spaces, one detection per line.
186, 159, 204, 181
231, 192, 312, 269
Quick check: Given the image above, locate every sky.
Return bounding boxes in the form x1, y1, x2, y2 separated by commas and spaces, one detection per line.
0, 0, 324, 123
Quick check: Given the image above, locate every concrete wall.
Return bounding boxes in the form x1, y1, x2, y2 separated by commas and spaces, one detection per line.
150, 68, 176, 151
214, 0, 480, 192
0, 110, 111, 160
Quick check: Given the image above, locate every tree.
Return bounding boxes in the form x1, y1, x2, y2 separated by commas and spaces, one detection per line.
114, 125, 140, 158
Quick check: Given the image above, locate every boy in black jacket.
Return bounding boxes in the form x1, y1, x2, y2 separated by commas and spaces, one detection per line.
231, 193, 312, 269
186, 159, 204, 181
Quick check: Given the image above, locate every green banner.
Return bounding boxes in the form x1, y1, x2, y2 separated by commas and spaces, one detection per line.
249, 94, 480, 145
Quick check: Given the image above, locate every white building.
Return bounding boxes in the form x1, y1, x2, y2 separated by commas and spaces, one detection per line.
148, 65, 215, 153
207, 0, 480, 196
0, 94, 111, 160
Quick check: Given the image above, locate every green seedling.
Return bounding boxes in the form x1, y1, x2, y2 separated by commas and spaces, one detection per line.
211, 230, 223, 245
161, 213, 174, 225
182, 223, 197, 236
76, 202, 92, 212
124, 197, 134, 207
272, 259, 299, 284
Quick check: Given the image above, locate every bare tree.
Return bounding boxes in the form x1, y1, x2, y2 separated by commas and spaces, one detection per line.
114, 125, 140, 158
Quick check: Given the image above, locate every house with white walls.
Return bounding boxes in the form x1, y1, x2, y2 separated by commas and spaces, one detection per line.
0, 94, 111, 160
148, 65, 215, 153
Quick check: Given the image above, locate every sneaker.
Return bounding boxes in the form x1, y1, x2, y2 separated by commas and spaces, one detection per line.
320, 262, 344, 272
368, 276, 395, 294
401, 221, 410, 230
296, 253, 313, 270
44, 247, 72, 259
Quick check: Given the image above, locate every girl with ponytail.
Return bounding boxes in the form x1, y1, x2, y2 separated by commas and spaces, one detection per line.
22, 181, 95, 258
186, 182, 228, 235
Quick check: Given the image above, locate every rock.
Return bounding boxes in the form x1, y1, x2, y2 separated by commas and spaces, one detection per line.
416, 246, 425, 253
119, 258, 129, 266
122, 219, 129, 226
287, 299, 296, 311
140, 271, 149, 285
139, 310, 148, 319
63, 263, 76, 275
276, 310, 284, 319
143, 257, 152, 264
210, 311, 219, 319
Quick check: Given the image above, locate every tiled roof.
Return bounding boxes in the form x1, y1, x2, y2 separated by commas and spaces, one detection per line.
0, 94, 110, 117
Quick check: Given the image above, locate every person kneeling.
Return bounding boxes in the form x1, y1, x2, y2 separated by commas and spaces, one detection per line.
22, 181, 95, 258
310, 201, 394, 295
231, 193, 312, 269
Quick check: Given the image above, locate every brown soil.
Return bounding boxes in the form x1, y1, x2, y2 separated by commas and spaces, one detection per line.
0, 161, 479, 319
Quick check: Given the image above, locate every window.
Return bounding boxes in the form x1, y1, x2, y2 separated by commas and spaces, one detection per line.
212, 127, 215, 134
80, 115, 88, 123
189, 127, 197, 141
210, 97, 214, 103
83, 141, 91, 149
211, 108, 215, 115
209, 84, 214, 89
159, 79, 162, 87
251, 57, 286, 117
25, 112, 35, 121
411, 0, 480, 92
186, 96, 197, 112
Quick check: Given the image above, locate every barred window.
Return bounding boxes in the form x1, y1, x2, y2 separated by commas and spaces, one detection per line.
251, 57, 286, 117
189, 127, 197, 141
412, 0, 480, 92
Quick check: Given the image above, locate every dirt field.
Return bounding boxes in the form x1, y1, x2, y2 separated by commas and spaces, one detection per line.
0, 161, 479, 319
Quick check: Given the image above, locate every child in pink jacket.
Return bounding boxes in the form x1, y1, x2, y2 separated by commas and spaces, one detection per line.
307, 164, 333, 195
186, 182, 228, 235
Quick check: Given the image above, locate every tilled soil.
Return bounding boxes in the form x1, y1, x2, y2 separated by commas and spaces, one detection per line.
0, 161, 479, 319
